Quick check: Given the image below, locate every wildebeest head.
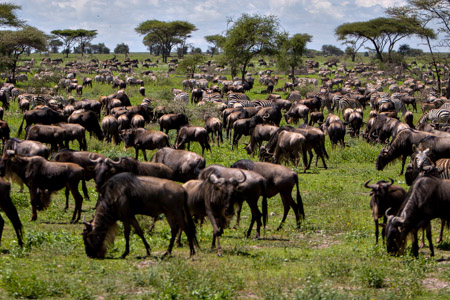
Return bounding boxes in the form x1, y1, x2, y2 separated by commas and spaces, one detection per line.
375, 148, 390, 171
82, 216, 118, 259
91, 156, 121, 190
385, 212, 407, 255
364, 178, 394, 220
119, 129, 135, 148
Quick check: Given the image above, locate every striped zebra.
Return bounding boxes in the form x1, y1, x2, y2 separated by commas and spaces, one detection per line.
378, 97, 406, 115
174, 92, 189, 103
252, 100, 277, 108
332, 96, 361, 115
227, 92, 250, 107
419, 108, 450, 124
202, 92, 222, 102
412, 148, 450, 243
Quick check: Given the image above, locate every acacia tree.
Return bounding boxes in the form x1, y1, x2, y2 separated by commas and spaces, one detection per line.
224, 14, 282, 81
114, 43, 129, 55
0, 26, 47, 80
0, 3, 23, 27
340, 37, 366, 62
51, 29, 78, 57
204, 34, 225, 58
73, 29, 97, 56
276, 33, 312, 83
336, 17, 426, 61
135, 20, 197, 63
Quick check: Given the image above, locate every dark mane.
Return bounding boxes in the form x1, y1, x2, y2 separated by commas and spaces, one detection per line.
230, 159, 254, 170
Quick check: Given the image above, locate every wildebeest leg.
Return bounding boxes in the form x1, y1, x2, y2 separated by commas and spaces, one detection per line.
212, 232, 223, 257
420, 229, 426, 248
130, 216, 151, 257
307, 149, 313, 169
246, 198, 262, 239
0, 215, 4, 245
411, 230, 419, 257
375, 219, 379, 244
437, 219, 445, 243
425, 223, 434, 256
278, 192, 300, 230
135, 147, 139, 160
64, 187, 70, 210
69, 184, 83, 223
400, 155, 407, 175
162, 219, 178, 258
30, 189, 38, 221
122, 222, 131, 258
233, 201, 243, 229
142, 149, 148, 161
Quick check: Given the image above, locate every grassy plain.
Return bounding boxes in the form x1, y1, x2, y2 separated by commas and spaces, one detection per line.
0, 53, 448, 299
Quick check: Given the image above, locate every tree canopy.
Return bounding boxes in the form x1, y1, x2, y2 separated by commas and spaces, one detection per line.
0, 3, 23, 27
223, 14, 283, 80
321, 44, 344, 56
277, 33, 312, 83
335, 17, 433, 61
0, 26, 47, 79
204, 34, 225, 58
135, 20, 197, 63
51, 29, 97, 57
114, 43, 129, 55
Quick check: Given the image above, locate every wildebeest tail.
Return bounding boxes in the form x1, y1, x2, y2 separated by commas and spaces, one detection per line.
17, 116, 25, 136
262, 182, 268, 228
295, 174, 305, 220
81, 175, 89, 201
182, 190, 199, 250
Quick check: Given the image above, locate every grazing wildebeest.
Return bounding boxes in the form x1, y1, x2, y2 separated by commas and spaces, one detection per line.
0, 177, 23, 247
182, 166, 246, 256
158, 113, 189, 134
385, 166, 450, 257
226, 109, 249, 138
101, 115, 120, 145
56, 122, 87, 150
284, 103, 310, 124
53, 149, 106, 183
322, 120, 345, 149
121, 128, 169, 161
364, 178, 406, 244
17, 107, 67, 136
26, 124, 66, 152
0, 152, 89, 223
272, 130, 306, 168
74, 99, 101, 117
68, 111, 104, 140
130, 114, 145, 128
151, 147, 205, 183
231, 115, 263, 151
82, 173, 198, 258
231, 160, 304, 229
244, 124, 279, 157
91, 155, 173, 191
204, 116, 223, 146
376, 128, 435, 175
175, 126, 212, 155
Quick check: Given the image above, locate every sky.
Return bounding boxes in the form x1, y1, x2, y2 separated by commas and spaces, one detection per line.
12, 0, 434, 53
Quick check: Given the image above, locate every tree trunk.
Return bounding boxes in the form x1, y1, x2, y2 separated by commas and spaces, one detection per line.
351, 53, 355, 62
291, 66, 295, 84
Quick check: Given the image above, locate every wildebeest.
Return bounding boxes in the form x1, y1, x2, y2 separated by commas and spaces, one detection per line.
272, 130, 306, 168
376, 128, 435, 175
91, 155, 173, 191
0, 120, 10, 151
385, 166, 450, 257
82, 172, 198, 258
226, 109, 249, 138
182, 166, 246, 255
158, 113, 189, 134
0, 152, 89, 223
322, 120, 345, 149
101, 115, 120, 145
68, 110, 104, 140
56, 122, 87, 150
18, 107, 67, 136
244, 124, 278, 156
74, 99, 101, 117
26, 124, 66, 152
284, 103, 310, 124
175, 125, 212, 156
231, 115, 263, 150
130, 114, 145, 128
417, 135, 450, 162
151, 147, 205, 183
0, 177, 23, 247
257, 106, 282, 126
231, 159, 305, 229
204, 116, 223, 146
53, 149, 106, 183
121, 128, 170, 161
3, 138, 49, 158
364, 178, 407, 244
198, 165, 267, 239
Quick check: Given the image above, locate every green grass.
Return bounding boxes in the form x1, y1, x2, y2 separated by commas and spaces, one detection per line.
0, 53, 449, 299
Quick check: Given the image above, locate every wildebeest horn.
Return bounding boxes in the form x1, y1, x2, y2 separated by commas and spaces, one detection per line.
209, 173, 225, 184
387, 177, 394, 186
236, 169, 247, 183
364, 179, 377, 189
107, 157, 122, 165
88, 153, 102, 163
424, 148, 431, 155
385, 207, 394, 218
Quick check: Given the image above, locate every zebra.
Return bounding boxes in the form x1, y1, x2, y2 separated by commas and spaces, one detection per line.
226, 92, 250, 107
252, 100, 277, 108
227, 99, 255, 108
412, 148, 450, 243
419, 108, 450, 125
377, 97, 406, 115
332, 96, 362, 115
174, 92, 189, 103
